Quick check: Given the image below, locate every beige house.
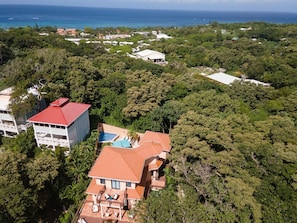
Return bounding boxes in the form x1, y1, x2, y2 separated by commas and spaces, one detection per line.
77, 127, 171, 223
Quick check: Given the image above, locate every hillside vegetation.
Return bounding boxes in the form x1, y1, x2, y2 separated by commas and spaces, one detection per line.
0, 22, 297, 222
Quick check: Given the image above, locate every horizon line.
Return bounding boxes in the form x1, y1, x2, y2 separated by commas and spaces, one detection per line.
0, 3, 296, 14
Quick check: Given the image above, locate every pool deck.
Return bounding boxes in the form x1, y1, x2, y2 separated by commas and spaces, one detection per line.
98, 123, 144, 146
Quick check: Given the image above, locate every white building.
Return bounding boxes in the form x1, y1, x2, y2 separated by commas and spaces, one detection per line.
28, 98, 91, 149
207, 72, 241, 86
207, 72, 270, 87
133, 49, 166, 64
0, 87, 39, 137
155, 33, 172, 39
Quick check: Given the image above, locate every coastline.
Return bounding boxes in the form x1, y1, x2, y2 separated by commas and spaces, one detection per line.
1, 5, 297, 29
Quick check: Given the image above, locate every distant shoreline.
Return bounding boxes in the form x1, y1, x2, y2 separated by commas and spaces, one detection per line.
1, 5, 297, 29
1, 4, 297, 14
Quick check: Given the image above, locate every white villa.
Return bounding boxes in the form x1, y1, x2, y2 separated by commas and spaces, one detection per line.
132, 49, 167, 64
28, 98, 91, 149
0, 87, 41, 137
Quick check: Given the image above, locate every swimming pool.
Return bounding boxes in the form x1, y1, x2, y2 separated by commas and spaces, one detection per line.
112, 139, 131, 148
98, 132, 118, 143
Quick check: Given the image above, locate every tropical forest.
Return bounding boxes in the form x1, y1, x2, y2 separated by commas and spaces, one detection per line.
0, 22, 297, 223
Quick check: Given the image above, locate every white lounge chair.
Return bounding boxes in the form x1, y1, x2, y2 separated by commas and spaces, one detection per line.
113, 193, 119, 200
78, 218, 87, 223
105, 194, 111, 200
92, 204, 99, 213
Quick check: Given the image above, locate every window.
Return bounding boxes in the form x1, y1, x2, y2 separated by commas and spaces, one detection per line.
111, 180, 120, 189
100, 179, 105, 185
126, 182, 132, 187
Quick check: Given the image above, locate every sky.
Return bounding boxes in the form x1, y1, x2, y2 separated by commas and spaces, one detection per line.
1, 0, 296, 13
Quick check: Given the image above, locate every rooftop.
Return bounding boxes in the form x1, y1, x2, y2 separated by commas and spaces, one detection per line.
207, 72, 241, 86
134, 49, 165, 59
88, 146, 145, 183
207, 72, 270, 86
89, 130, 171, 183
28, 98, 91, 126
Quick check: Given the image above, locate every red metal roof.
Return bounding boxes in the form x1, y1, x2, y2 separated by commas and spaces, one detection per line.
28, 98, 91, 126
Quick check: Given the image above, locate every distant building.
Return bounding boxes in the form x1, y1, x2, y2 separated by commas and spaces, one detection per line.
56, 28, 78, 36
28, 98, 91, 149
207, 72, 270, 87
240, 27, 252, 31
132, 49, 167, 64
104, 34, 131, 40
207, 72, 241, 85
152, 31, 172, 39
155, 33, 172, 39
0, 87, 44, 137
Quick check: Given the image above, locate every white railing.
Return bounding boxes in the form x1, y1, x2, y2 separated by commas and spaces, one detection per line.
37, 137, 69, 147
18, 122, 32, 132
34, 126, 67, 135
0, 114, 15, 121
0, 123, 18, 132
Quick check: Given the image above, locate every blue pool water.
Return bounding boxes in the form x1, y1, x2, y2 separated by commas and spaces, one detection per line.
112, 139, 131, 148
98, 132, 118, 142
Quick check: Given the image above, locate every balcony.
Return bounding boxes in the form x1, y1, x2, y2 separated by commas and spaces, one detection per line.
0, 122, 18, 132
34, 125, 67, 135
37, 136, 69, 148
0, 113, 15, 121
77, 193, 135, 223
151, 176, 166, 190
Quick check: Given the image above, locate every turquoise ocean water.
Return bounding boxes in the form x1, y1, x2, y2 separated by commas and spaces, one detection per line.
0, 5, 297, 29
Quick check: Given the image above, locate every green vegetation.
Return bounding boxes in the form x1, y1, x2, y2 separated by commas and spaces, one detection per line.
1, 22, 297, 222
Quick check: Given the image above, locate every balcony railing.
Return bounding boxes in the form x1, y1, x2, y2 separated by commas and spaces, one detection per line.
151, 176, 166, 189
0, 113, 15, 121
37, 137, 69, 147
0, 123, 18, 132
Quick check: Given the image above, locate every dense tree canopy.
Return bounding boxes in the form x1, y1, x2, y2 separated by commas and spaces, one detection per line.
1, 22, 297, 222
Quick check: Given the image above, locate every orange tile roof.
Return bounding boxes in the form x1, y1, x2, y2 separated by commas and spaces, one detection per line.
139, 131, 171, 152
88, 147, 145, 183
135, 141, 164, 159
148, 160, 163, 171
127, 185, 145, 199
86, 178, 105, 194
88, 131, 171, 185
28, 98, 91, 126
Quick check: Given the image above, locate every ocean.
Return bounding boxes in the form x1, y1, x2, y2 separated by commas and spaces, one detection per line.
0, 5, 297, 29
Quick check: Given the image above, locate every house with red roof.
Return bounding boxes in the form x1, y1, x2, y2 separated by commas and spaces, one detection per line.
28, 98, 91, 149
77, 129, 171, 223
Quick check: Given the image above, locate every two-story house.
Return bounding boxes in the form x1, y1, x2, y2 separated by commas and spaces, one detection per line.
0, 87, 44, 137
28, 98, 91, 149
78, 130, 171, 222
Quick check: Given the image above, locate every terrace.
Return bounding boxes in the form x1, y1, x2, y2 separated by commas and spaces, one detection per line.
97, 123, 143, 149
78, 191, 136, 223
